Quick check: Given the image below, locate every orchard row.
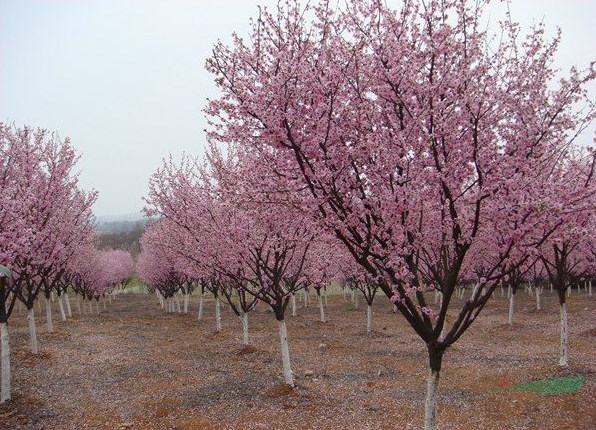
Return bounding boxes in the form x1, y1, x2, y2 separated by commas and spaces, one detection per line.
0, 124, 135, 404
139, 1, 595, 429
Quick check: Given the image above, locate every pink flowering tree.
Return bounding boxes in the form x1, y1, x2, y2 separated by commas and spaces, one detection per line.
146, 148, 318, 386
205, 1, 595, 427
0, 124, 97, 402
138, 222, 192, 314
537, 153, 595, 366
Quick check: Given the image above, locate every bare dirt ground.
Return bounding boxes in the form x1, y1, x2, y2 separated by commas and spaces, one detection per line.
1, 288, 594, 430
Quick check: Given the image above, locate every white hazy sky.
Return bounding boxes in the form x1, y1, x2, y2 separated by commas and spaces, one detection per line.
1, 0, 595, 217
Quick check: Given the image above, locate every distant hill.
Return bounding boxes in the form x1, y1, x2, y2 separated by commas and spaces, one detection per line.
94, 214, 154, 257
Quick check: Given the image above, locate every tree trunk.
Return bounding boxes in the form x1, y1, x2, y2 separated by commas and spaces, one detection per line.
366, 304, 372, 333
508, 292, 515, 326
76, 295, 81, 314
184, 294, 189, 313
0, 322, 10, 403
96, 300, 100, 315
215, 300, 222, 332
589, 280, 592, 297
37, 298, 42, 316
424, 369, 440, 430
291, 294, 296, 317
175, 295, 181, 313
559, 302, 568, 367
28, 309, 38, 354
424, 346, 444, 430
535, 288, 541, 311
354, 291, 359, 310
45, 296, 54, 332
198, 293, 204, 321
277, 319, 294, 387
318, 294, 325, 323
240, 312, 249, 346
58, 296, 66, 321
324, 287, 328, 307
64, 293, 72, 318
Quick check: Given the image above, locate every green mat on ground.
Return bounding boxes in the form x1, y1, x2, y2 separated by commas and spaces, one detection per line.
496, 376, 585, 395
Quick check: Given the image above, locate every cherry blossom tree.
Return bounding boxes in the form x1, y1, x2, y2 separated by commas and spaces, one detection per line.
537, 153, 595, 366
0, 123, 98, 403
145, 147, 318, 386
205, 1, 595, 428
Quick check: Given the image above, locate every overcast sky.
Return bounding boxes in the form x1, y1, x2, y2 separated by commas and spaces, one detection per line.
1, 0, 594, 217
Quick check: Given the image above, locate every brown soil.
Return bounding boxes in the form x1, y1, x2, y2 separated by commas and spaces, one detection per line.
1, 290, 594, 429
236, 345, 257, 355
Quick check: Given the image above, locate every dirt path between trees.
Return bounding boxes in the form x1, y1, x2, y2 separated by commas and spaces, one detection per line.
1, 291, 594, 429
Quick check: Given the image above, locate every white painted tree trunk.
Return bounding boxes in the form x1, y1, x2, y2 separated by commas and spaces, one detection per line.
508, 292, 515, 326
64, 293, 72, 318
500, 286, 504, 298
440, 316, 448, 341
45, 296, 54, 332
28, 309, 38, 354
354, 290, 359, 310
291, 294, 296, 317
0, 322, 10, 403
324, 288, 328, 307
567, 286, 571, 297
215, 300, 222, 332
471, 283, 479, 300
318, 295, 326, 323
507, 285, 511, 299
58, 296, 66, 321
76, 295, 81, 314
240, 312, 249, 346
589, 280, 592, 297
559, 303, 568, 367
366, 304, 373, 333
278, 319, 294, 387
37, 298, 42, 316
184, 294, 189, 313
424, 370, 440, 430
304, 290, 308, 308
175, 295, 181, 313
198, 293, 204, 320
535, 288, 541, 311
